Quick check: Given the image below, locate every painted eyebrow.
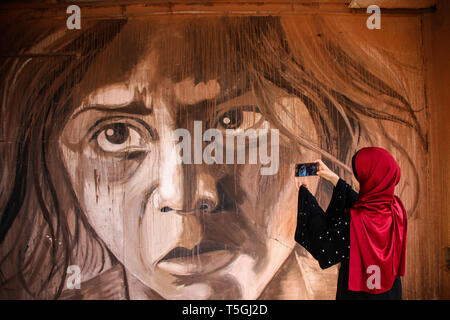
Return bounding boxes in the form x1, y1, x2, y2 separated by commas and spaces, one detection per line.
203, 90, 261, 111
225, 105, 261, 113
71, 101, 152, 119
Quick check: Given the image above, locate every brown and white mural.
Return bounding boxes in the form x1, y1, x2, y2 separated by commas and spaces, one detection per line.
0, 11, 429, 299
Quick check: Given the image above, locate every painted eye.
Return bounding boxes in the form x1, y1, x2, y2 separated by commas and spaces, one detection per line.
104, 123, 129, 144
218, 110, 243, 129
95, 123, 143, 153
215, 106, 263, 131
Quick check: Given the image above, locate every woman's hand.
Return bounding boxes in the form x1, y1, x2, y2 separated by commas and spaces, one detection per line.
315, 159, 340, 187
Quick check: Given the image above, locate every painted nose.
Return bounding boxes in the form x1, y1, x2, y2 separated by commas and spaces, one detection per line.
158, 168, 219, 250
160, 172, 219, 215
156, 121, 219, 214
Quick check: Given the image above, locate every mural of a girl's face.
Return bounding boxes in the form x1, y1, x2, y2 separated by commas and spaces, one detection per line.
59, 21, 320, 299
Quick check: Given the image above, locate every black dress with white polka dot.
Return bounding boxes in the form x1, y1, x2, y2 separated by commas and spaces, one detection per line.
294, 178, 358, 269
294, 179, 403, 299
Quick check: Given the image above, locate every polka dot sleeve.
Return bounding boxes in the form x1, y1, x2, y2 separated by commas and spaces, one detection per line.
295, 179, 358, 269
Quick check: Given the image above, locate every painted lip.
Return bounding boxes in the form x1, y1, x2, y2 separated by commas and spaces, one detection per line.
156, 240, 237, 276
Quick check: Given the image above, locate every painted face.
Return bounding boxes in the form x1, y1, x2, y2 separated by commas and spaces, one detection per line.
59, 39, 320, 299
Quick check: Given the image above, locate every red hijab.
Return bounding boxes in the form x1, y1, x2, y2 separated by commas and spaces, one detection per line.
349, 147, 407, 294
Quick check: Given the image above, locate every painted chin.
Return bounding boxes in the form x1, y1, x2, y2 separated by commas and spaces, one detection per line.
155, 241, 238, 276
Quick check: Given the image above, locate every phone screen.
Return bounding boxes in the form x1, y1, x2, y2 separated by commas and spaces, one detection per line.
295, 162, 318, 177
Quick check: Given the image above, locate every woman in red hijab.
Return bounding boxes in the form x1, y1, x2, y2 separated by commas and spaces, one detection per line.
295, 147, 407, 299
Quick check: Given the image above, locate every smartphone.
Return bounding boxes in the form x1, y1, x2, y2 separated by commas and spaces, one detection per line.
295, 162, 318, 177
